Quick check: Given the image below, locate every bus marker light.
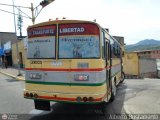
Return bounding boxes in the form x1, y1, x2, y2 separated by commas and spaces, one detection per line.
53, 95, 57, 98
25, 93, 30, 97
88, 97, 94, 102
76, 97, 82, 102
83, 97, 88, 102
34, 94, 38, 98
30, 93, 33, 98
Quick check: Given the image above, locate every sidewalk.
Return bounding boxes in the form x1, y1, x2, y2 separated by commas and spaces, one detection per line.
0, 67, 25, 80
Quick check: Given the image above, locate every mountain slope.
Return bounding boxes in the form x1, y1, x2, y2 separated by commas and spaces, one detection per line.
135, 39, 160, 45
125, 39, 160, 52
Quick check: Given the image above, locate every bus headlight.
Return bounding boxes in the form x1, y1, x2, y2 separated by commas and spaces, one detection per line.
29, 73, 42, 79
74, 74, 89, 81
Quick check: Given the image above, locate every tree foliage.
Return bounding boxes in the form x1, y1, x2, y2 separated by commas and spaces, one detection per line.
17, 9, 23, 37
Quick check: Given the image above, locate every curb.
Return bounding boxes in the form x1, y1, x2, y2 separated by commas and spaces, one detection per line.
0, 71, 25, 81
16, 76, 25, 81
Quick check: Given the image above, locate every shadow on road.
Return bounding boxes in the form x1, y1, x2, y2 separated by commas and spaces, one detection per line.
5, 78, 19, 82
29, 82, 127, 120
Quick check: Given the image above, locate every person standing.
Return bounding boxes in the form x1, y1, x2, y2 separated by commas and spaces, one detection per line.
4, 58, 8, 69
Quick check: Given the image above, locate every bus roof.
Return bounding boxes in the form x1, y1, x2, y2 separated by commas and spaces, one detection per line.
27, 20, 100, 29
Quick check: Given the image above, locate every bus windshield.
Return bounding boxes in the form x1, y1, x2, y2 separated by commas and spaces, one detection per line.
27, 25, 56, 59
27, 23, 100, 59
58, 23, 100, 59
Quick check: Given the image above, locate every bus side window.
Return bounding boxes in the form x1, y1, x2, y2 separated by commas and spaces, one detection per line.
107, 42, 110, 61
111, 45, 114, 58
102, 31, 107, 59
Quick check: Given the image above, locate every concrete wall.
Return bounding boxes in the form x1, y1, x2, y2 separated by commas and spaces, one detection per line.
124, 52, 139, 76
124, 51, 159, 78
139, 58, 157, 78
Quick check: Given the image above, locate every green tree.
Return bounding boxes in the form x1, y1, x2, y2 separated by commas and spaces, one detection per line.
17, 9, 23, 37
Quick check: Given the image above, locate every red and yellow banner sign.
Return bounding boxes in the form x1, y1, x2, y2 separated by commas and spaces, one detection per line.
59, 23, 100, 36
28, 25, 56, 38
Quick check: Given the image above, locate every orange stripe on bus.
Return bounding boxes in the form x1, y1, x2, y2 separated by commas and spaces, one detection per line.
25, 68, 105, 72
37, 93, 107, 102
38, 96, 76, 101
25, 63, 120, 72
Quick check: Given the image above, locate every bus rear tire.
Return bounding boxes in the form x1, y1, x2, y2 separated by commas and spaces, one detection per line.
120, 72, 125, 83
110, 80, 116, 102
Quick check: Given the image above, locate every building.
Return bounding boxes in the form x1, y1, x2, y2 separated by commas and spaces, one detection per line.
0, 32, 17, 67
12, 37, 27, 68
124, 50, 160, 78
124, 52, 139, 78
157, 59, 160, 78
138, 50, 160, 59
0, 32, 17, 45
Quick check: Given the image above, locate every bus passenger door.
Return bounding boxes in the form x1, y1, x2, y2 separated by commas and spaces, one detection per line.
108, 42, 112, 87
105, 41, 112, 101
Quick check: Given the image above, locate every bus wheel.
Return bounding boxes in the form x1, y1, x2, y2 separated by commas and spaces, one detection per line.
120, 72, 125, 83
110, 80, 116, 102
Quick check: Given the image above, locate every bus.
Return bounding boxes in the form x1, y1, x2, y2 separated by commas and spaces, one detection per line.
24, 20, 125, 111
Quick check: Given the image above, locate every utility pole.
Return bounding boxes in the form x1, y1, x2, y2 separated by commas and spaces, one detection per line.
31, 0, 55, 24
31, 3, 35, 24
12, 0, 22, 76
0, 0, 55, 24
0, 0, 55, 76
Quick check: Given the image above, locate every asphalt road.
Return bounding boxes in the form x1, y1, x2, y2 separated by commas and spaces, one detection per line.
1, 73, 160, 120
124, 79, 160, 115
0, 73, 128, 120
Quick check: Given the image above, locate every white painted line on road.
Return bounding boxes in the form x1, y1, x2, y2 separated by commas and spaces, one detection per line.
29, 109, 44, 114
